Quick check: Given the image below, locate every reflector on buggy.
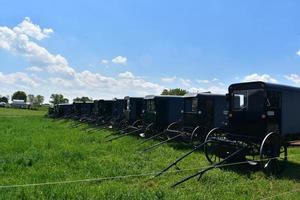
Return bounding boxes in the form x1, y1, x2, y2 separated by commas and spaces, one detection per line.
168, 81, 300, 187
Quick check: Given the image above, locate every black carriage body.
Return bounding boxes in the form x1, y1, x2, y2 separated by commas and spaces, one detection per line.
58, 104, 73, 117
182, 93, 227, 130
228, 81, 300, 140
98, 100, 113, 116
123, 97, 144, 124
112, 99, 126, 119
73, 102, 94, 116
144, 95, 184, 130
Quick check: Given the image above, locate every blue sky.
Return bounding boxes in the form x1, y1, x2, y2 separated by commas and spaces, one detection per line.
1, 0, 300, 101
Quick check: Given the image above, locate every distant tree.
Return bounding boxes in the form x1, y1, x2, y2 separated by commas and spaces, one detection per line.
50, 94, 69, 105
0, 96, 8, 103
161, 88, 188, 96
36, 95, 44, 106
73, 96, 92, 103
12, 91, 27, 102
27, 94, 35, 104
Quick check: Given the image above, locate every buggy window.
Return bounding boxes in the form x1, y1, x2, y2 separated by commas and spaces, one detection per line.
147, 100, 156, 112
232, 89, 265, 112
191, 98, 198, 112
126, 99, 130, 110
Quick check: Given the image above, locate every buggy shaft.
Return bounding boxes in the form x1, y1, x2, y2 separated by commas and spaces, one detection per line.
171, 148, 245, 188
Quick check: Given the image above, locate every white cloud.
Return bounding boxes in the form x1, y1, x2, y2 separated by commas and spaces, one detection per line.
196, 79, 210, 84
112, 56, 127, 65
101, 59, 108, 64
243, 73, 277, 83
0, 17, 75, 76
179, 78, 191, 87
49, 77, 73, 88
296, 50, 300, 57
26, 66, 43, 72
161, 76, 176, 83
13, 17, 53, 40
119, 71, 134, 79
0, 19, 166, 101
212, 78, 219, 82
284, 74, 300, 84
189, 85, 227, 94
0, 72, 38, 87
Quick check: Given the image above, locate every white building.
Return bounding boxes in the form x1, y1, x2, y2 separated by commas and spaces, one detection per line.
11, 100, 29, 109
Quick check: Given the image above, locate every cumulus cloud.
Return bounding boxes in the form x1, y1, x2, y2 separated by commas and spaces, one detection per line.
0, 72, 38, 87
297, 50, 300, 57
119, 71, 134, 79
243, 73, 277, 83
161, 76, 176, 83
189, 85, 227, 94
26, 66, 43, 72
101, 59, 109, 64
179, 78, 191, 87
112, 56, 127, 65
284, 74, 300, 84
0, 17, 75, 76
0, 19, 166, 100
196, 79, 210, 84
13, 17, 53, 40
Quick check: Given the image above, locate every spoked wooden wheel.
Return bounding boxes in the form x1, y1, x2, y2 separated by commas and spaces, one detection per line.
260, 132, 287, 175
204, 128, 229, 164
118, 119, 129, 130
190, 126, 205, 147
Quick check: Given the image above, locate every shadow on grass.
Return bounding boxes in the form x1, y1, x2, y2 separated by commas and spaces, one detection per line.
217, 160, 300, 182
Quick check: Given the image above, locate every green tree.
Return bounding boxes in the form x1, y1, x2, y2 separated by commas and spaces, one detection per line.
50, 94, 69, 105
73, 96, 92, 103
36, 95, 44, 106
161, 88, 188, 96
12, 91, 27, 102
0, 96, 8, 103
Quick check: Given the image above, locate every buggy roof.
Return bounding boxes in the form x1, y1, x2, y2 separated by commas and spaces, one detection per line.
183, 93, 225, 98
229, 81, 300, 93
124, 96, 144, 100
144, 95, 183, 100
58, 103, 73, 106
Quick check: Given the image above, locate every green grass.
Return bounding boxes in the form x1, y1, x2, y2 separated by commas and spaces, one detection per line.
0, 108, 299, 199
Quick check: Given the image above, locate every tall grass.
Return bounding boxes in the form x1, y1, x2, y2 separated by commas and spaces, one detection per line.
0, 108, 299, 199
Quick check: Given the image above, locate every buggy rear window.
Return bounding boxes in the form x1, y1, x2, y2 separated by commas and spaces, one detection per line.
147, 100, 156, 112
191, 98, 198, 112
231, 89, 265, 112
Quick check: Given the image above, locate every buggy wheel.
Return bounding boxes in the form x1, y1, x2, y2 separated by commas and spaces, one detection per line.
260, 132, 287, 175
190, 126, 205, 147
118, 119, 129, 130
204, 128, 228, 164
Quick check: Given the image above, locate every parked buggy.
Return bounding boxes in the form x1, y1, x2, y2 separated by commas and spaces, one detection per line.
72, 102, 94, 121
107, 95, 184, 142
108, 98, 126, 128
162, 93, 227, 147
158, 81, 300, 187
119, 96, 145, 130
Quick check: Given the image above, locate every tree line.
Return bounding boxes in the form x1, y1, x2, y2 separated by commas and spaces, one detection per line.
0, 88, 188, 106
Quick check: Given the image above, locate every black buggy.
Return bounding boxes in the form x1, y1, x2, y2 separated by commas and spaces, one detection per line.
108, 98, 126, 128
48, 104, 73, 118
107, 95, 184, 143
72, 102, 94, 121
160, 81, 300, 187
164, 93, 227, 146
118, 96, 145, 131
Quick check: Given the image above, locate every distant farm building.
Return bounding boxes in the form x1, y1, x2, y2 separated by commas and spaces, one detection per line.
11, 100, 29, 109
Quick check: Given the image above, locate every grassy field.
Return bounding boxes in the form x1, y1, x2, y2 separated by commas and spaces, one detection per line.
0, 108, 300, 199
